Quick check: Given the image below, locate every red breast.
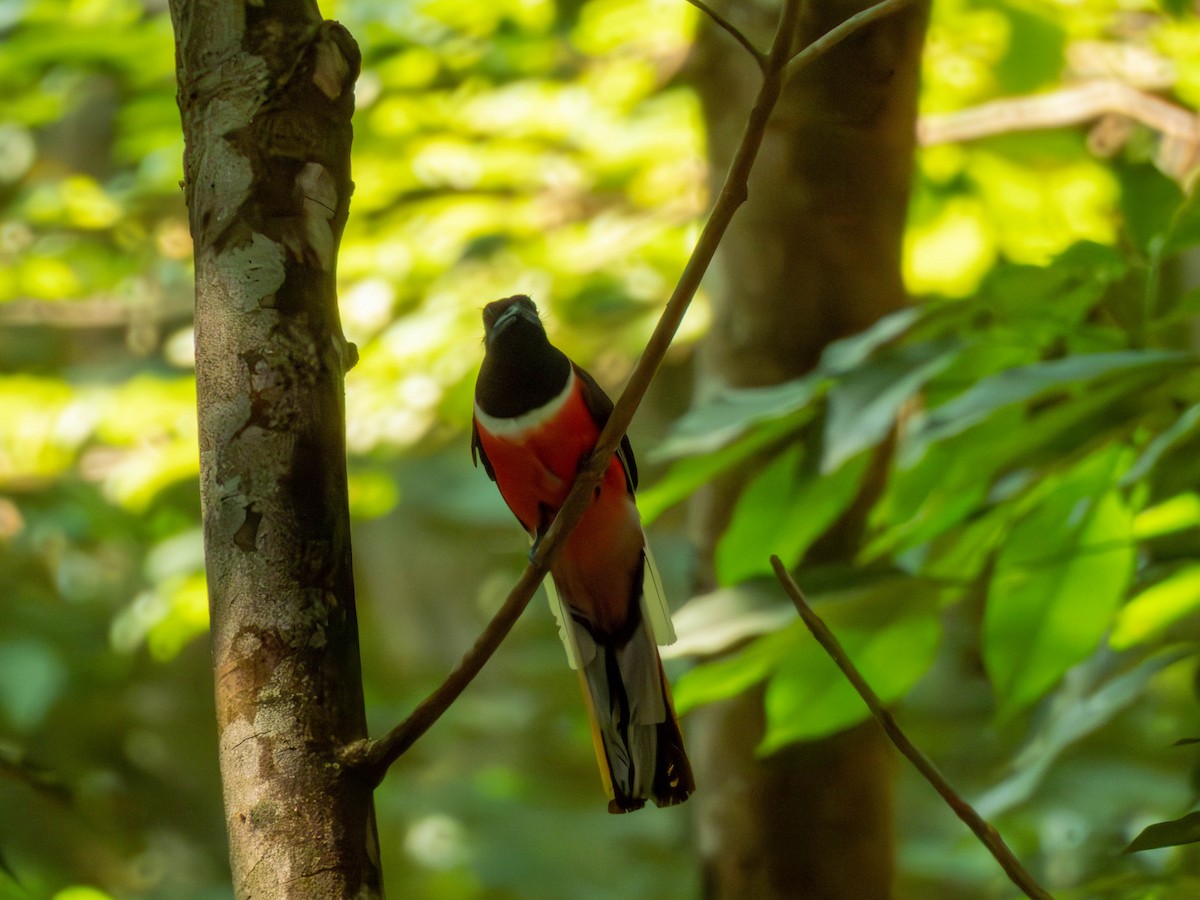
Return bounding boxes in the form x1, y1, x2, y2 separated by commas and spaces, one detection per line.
474, 372, 643, 636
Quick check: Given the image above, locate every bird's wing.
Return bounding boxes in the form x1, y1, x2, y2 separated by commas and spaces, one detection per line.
572, 363, 638, 493
470, 418, 497, 481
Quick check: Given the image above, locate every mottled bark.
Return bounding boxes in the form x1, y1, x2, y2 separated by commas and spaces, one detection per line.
686, 0, 930, 897
169, 1, 382, 896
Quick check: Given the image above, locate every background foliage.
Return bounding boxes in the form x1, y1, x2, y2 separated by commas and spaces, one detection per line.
3, 0, 1200, 897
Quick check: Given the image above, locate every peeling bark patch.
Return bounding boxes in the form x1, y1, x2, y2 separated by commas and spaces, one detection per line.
217, 627, 288, 729
294, 162, 337, 270
234, 504, 262, 551
215, 230, 286, 309
312, 38, 349, 100
276, 162, 337, 270
235, 349, 290, 436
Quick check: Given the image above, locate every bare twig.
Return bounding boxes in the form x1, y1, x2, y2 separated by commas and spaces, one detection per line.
787, 0, 917, 78
769, 556, 1054, 900
919, 79, 1200, 183
348, 0, 806, 787
686, 0, 767, 70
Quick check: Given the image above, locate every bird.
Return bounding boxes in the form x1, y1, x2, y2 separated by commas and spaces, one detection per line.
471, 294, 694, 813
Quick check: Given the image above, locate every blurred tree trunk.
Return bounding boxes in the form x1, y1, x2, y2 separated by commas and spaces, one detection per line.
169, 2, 382, 896
686, 1, 930, 897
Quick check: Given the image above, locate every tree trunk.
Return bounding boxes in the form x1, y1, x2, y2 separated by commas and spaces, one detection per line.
169, 2, 382, 896
686, 1, 930, 896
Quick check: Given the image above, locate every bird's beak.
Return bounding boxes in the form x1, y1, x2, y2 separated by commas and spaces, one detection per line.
487, 301, 538, 346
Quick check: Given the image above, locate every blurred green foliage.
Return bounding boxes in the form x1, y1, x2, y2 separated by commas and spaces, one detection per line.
3, 0, 1200, 896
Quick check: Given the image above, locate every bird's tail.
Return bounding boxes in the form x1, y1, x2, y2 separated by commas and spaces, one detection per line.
547, 552, 694, 812
547, 547, 696, 816
572, 608, 693, 812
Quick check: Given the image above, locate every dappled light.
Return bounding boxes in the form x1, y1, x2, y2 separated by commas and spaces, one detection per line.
3, 0, 1200, 895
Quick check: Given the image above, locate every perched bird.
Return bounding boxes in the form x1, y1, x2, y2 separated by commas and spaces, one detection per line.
471, 294, 694, 813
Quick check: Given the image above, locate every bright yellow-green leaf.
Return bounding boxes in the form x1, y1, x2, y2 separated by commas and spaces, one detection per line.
1111, 564, 1200, 650
904, 196, 996, 297
985, 450, 1136, 719
53, 887, 117, 900
1134, 492, 1200, 539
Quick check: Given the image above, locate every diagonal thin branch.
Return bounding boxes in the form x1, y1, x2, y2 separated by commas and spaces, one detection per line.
346, 0, 916, 788
769, 556, 1054, 900
686, 0, 767, 70
345, 0, 802, 788
787, 0, 917, 79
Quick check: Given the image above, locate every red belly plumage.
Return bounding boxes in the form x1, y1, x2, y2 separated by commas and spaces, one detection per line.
474, 379, 644, 638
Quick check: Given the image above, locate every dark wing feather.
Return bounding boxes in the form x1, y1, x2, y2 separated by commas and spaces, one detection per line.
471, 419, 497, 482
572, 363, 638, 493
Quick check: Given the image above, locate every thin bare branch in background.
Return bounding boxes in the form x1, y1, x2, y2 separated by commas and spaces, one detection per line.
770, 556, 1054, 900
685, 0, 767, 70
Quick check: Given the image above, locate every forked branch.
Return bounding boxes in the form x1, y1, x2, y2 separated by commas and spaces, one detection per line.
686, 0, 768, 70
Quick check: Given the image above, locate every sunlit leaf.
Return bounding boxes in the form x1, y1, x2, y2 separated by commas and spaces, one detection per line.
716, 447, 870, 585
1111, 564, 1200, 650
663, 582, 795, 659
672, 624, 802, 715
1134, 493, 1200, 539
52, 888, 119, 900
348, 467, 401, 519
904, 195, 996, 297
984, 450, 1136, 718
110, 572, 209, 661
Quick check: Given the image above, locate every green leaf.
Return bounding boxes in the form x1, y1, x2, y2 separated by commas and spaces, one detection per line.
984, 450, 1136, 718
1159, 183, 1200, 257
672, 572, 944, 727
639, 410, 806, 524
672, 624, 802, 715
974, 648, 1190, 818
988, 0, 1065, 95
904, 351, 1192, 466
870, 362, 1185, 561
651, 378, 821, 461
1110, 564, 1200, 650
1121, 402, 1200, 487
665, 582, 796, 658
759, 606, 941, 752
1125, 811, 1200, 853
816, 307, 922, 375
822, 338, 959, 473
1133, 493, 1200, 540
0, 843, 19, 887
716, 448, 870, 585
1118, 165, 1184, 255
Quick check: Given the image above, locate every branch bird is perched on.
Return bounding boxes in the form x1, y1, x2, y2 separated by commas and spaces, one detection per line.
471, 295, 694, 813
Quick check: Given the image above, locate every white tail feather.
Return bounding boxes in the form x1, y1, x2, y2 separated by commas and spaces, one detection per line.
641, 544, 676, 646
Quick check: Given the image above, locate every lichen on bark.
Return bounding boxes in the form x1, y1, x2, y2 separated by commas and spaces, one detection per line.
169, 0, 380, 895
